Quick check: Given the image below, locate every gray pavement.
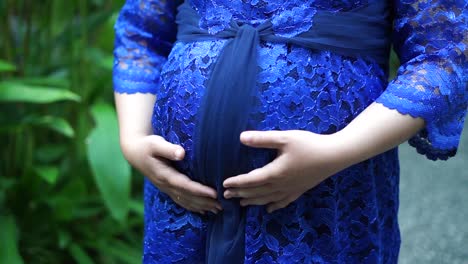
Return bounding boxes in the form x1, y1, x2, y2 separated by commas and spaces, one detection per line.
398, 122, 468, 263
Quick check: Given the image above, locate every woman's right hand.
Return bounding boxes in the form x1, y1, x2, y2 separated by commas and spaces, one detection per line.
120, 135, 222, 215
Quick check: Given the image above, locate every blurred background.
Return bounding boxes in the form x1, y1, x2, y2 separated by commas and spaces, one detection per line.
0, 1, 466, 263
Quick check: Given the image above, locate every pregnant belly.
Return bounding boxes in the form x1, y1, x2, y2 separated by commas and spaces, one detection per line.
151, 41, 387, 175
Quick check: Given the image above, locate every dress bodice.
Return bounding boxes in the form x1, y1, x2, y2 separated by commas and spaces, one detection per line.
113, 0, 467, 161
191, 0, 384, 36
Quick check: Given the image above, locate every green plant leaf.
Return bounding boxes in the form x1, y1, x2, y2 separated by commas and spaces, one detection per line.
0, 178, 17, 205
47, 177, 88, 222
73, 205, 104, 219
0, 60, 16, 72
69, 243, 94, 264
34, 166, 60, 184
85, 48, 113, 71
0, 82, 81, 103
0, 215, 25, 264
58, 230, 71, 249
87, 102, 131, 222
52, 10, 114, 49
88, 240, 141, 264
99, 55, 114, 71
23, 115, 75, 138
129, 199, 144, 216
35, 144, 67, 163
4, 77, 70, 88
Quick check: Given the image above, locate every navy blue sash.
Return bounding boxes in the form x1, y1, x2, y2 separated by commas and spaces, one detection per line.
175, 1, 391, 263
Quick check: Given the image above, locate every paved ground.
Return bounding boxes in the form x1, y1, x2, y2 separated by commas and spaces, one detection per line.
398, 122, 468, 263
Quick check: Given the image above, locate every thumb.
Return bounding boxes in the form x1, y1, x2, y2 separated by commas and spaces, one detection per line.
240, 130, 288, 149
147, 135, 185, 161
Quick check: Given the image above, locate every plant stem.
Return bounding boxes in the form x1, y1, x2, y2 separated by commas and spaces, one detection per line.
2, 0, 15, 73
22, 0, 32, 76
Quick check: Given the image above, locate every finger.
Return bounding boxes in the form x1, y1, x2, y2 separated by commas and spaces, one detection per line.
146, 158, 182, 186
184, 195, 222, 210
267, 199, 291, 213
240, 130, 289, 149
171, 195, 193, 211
224, 184, 275, 199
223, 159, 282, 188
168, 172, 218, 199
148, 158, 218, 199
175, 186, 222, 214
147, 135, 185, 161
187, 194, 223, 212
239, 192, 285, 206
183, 202, 212, 215
172, 195, 208, 214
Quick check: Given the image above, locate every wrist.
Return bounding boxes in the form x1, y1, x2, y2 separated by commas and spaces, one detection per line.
328, 129, 367, 168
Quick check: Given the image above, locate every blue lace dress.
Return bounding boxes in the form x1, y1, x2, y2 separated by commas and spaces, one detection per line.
113, 0, 467, 263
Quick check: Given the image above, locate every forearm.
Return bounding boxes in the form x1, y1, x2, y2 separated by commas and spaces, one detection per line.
114, 92, 156, 145
333, 101, 426, 166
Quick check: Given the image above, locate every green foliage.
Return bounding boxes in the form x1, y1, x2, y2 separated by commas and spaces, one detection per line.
0, 215, 24, 264
0, 59, 16, 72
87, 103, 131, 223
0, 82, 81, 103
0, 0, 142, 263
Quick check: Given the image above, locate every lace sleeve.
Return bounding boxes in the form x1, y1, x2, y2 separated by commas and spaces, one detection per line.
113, 0, 179, 94
375, 0, 468, 160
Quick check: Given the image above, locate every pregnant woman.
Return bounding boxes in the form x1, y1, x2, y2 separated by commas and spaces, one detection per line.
113, 0, 467, 263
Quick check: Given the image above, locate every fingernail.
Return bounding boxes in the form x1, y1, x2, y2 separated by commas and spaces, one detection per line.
210, 209, 218, 214
224, 191, 231, 198
174, 149, 183, 160
241, 132, 252, 142
216, 204, 223, 211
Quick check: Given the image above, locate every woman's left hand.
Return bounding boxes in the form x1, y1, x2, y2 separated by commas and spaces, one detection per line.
223, 130, 352, 213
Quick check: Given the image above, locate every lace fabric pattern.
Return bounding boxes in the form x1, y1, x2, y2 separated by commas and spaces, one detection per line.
113, 0, 467, 263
